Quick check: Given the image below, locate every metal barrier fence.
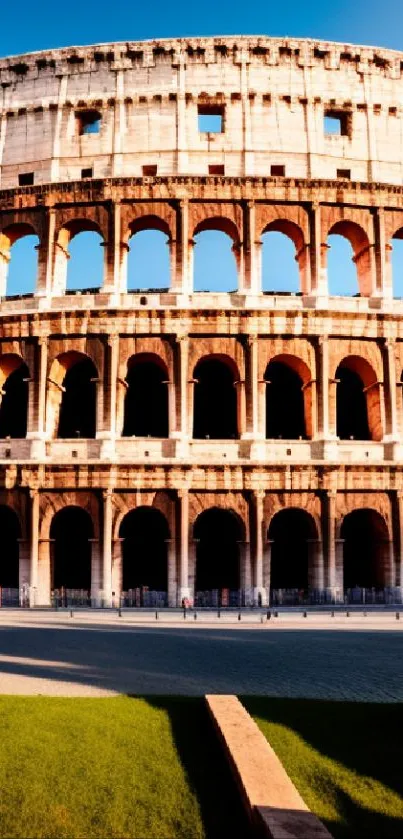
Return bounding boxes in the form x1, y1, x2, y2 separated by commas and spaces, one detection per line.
120, 589, 167, 608
52, 589, 92, 608
270, 587, 403, 606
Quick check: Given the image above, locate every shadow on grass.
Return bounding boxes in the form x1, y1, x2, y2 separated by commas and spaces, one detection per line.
143, 697, 254, 839
242, 697, 403, 839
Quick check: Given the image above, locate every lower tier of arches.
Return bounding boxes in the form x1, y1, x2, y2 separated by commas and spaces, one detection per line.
1, 488, 403, 607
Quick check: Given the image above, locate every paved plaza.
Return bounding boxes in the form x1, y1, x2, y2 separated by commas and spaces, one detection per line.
0, 610, 401, 700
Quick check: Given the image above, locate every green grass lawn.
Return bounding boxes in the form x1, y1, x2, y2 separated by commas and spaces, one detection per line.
0, 696, 251, 839
242, 697, 403, 839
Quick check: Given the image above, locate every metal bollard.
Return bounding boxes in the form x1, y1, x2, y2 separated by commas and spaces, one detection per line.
155, 610, 158, 621
303, 611, 307, 618
331, 610, 334, 617
118, 606, 122, 617
238, 611, 241, 621
194, 612, 197, 620
274, 610, 278, 618
70, 609, 73, 618
346, 611, 350, 617
396, 612, 400, 620
267, 610, 271, 620
218, 609, 221, 619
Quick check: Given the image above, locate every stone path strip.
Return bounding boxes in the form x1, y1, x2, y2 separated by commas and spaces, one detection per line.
206, 694, 333, 839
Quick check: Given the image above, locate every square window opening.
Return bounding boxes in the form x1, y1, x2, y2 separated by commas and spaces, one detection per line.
81, 167, 93, 179
76, 110, 101, 136
18, 172, 34, 186
208, 164, 225, 175
324, 110, 349, 136
270, 164, 285, 177
337, 168, 351, 179
142, 165, 158, 176
198, 105, 224, 133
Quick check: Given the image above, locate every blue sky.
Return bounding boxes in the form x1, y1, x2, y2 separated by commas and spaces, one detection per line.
3, 2, 403, 297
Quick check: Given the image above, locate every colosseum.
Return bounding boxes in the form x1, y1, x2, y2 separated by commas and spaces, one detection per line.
1, 34, 403, 608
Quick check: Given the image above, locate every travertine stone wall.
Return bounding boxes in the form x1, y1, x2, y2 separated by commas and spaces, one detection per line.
1, 37, 403, 607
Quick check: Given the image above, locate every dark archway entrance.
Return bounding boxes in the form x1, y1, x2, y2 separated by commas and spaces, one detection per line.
119, 507, 169, 605
268, 509, 317, 601
265, 361, 306, 439
50, 507, 93, 595
341, 509, 389, 591
0, 362, 29, 438
194, 508, 242, 606
123, 356, 168, 437
193, 358, 238, 439
336, 365, 370, 440
0, 506, 20, 601
57, 357, 97, 438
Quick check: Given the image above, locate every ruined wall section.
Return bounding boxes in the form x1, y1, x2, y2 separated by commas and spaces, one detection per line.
2, 36, 403, 187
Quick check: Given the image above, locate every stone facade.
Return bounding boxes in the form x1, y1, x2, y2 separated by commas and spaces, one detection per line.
1, 36, 403, 608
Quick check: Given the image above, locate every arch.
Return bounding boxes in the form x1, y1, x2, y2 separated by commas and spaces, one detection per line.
50, 506, 93, 591
261, 220, 304, 294
268, 508, 318, 593
193, 355, 239, 439
327, 221, 370, 296
193, 217, 239, 293
127, 224, 170, 292
194, 507, 244, 603
119, 507, 169, 597
341, 509, 390, 590
0, 355, 29, 438
0, 505, 21, 590
47, 351, 98, 439
54, 220, 104, 294
0, 223, 39, 297
264, 355, 312, 439
122, 353, 169, 438
335, 356, 381, 441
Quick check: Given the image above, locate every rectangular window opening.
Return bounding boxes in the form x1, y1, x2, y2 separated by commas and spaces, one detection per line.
208, 164, 225, 175
81, 167, 93, 179
142, 165, 158, 176
198, 105, 224, 133
270, 165, 285, 177
18, 172, 34, 186
324, 110, 349, 136
337, 168, 351, 180
76, 110, 101, 136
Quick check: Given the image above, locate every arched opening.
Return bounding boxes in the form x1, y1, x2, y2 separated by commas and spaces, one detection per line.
268, 509, 317, 597
265, 356, 310, 439
194, 507, 243, 605
341, 509, 389, 591
122, 354, 169, 438
1, 225, 39, 297
50, 506, 93, 593
57, 354, 97, 439
0, 356, 29, 438
193, 356, 238, 439
119, 507, 169, 603
66, 230, 104, 292
261, 223, 302, 293
335, 356, 380, 441
127, 223, 170, 291
0, 506, 20, 594
327, 221, 370, 296
390, 228, 403, 298
55, 221, 104, 294
193, 218, 239, 292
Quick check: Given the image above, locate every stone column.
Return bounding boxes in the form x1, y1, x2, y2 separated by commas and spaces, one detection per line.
164, 380, 176, 438
103, 202, 122, 296
111, 538, 123, 606
244, 335, 260, 439
234, 380, 246, 438
29, 489, 39, 607
166, 538, 177, 607
241, 201, 258, 294
0, 244, 10, 298
374, 207, 392, 298
50, 74, 67, 182
263, 540, 272, 602
37, 208, 56, 299
325, 490, 337, 598
102, 489, 113, 607
100, 334, 119, 458
335, 538, 345, 597
178, 489, 191, 603
383, 339, 399, 445
174, 199, 191, 295
252, 490, 267, 605
176, 53, 188, 174
28, 336, 48, 459
310, 202, 328, 297
238, 541, 252, 605
173, 335, 190, 453
307, 539, 324, 594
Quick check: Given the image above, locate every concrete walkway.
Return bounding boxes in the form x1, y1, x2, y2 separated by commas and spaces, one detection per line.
0, 609, 401, 699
